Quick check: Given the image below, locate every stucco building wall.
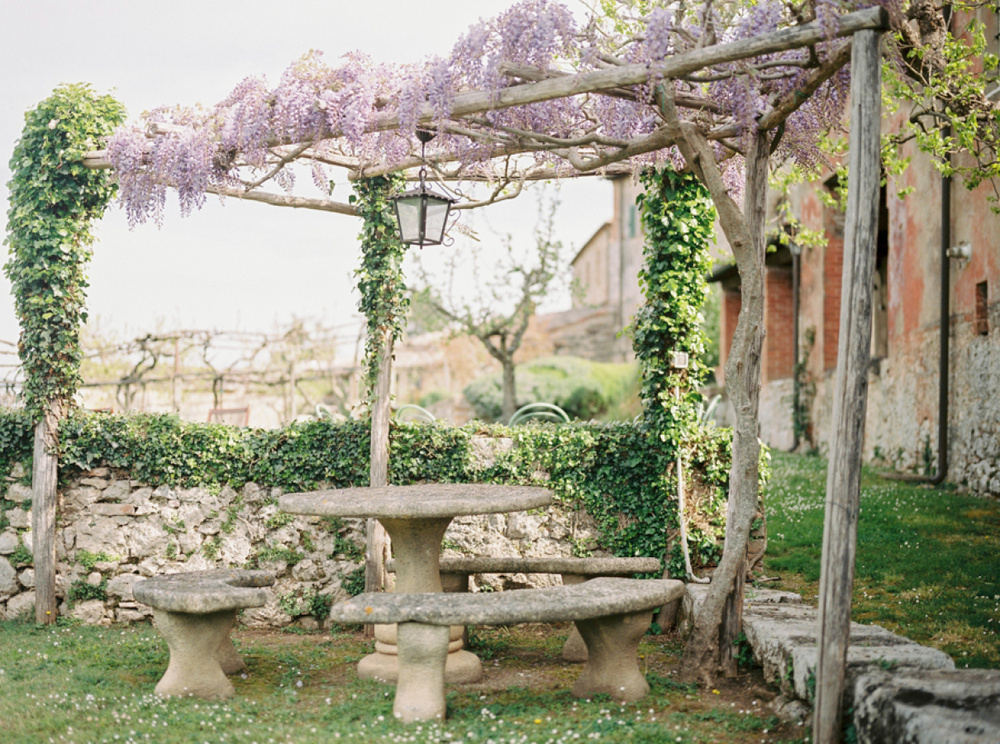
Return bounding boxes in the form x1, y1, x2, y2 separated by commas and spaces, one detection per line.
767, 122, 1000, 495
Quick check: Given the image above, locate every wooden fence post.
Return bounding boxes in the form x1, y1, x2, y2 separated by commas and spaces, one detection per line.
32, 414, 59, 624
812, 28, 882, 744
366, 336, 393, 591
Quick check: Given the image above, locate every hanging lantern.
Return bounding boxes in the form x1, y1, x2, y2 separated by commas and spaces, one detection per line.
390, 130, 455, 247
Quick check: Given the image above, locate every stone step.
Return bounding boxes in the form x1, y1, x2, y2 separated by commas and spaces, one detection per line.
853, 669, 1000, 744
676, 583, 999, 743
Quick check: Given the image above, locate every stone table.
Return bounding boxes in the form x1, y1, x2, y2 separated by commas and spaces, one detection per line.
279, 483, 553, 683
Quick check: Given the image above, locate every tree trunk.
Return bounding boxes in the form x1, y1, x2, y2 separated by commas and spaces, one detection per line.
813, 29, 882, 744
501, 359, 517, 423
32, 410, 60, 624
676, 127, 768, 682
365, 334, 393, 604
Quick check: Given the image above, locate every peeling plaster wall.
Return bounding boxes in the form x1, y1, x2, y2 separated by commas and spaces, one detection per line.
767, 129, 1000, 495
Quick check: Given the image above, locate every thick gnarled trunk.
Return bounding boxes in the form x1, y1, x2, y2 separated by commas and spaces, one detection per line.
670, 124, 768, 682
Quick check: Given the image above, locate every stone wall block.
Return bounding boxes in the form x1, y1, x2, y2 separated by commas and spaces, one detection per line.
106, 573, 140, 600
219, 533, 252, 566
99, 480, 131, 503
137, 558, 161, 577
0, 531, 19, 555
0, 556, 18, 596
292, 558, 324, 582
6, 508, 29, 529
79, 477, 109, 490
18, 568, 34, 588
218, 485, 239, 506
151, 485, 173, 501
63, 486, 102, 514
277, 525, 302, 547
117, 605, 152, 623
179, 503, 211, 528
198, 520, 220, 536
90, 503, 136, 517
177, 529, 203, 555
125, 487, 155, 513
75, 517, 129, 556
5, 590, 34, 620
505, 512, 544, 540
71, 599, 110, 625
177, 486, 215, 505
125, 520, 169, 559
6, 483, 33, 503
470, 436, 513, 469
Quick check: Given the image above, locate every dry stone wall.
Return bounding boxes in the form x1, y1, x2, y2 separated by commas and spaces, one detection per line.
0, 463, 604, 628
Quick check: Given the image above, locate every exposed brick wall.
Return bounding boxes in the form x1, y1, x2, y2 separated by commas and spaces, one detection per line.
764, 266, 794, 381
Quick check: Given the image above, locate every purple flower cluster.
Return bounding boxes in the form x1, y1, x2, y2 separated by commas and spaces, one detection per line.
105, 0, 875, 222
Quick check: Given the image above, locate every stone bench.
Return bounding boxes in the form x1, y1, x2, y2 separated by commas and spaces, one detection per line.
386, 555, 662, 661
330, 576, 684, 722
133, 569, 275, 700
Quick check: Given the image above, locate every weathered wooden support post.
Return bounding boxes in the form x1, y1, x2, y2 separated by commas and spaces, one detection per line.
32, 414, 60, 623
812, 28, 882, 744
366, 335, 393, 588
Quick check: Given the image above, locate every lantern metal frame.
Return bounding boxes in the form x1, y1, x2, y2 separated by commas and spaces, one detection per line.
390, 130, 455, 247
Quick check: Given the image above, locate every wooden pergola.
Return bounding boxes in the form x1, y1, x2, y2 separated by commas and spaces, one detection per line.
49, 8, 888, 741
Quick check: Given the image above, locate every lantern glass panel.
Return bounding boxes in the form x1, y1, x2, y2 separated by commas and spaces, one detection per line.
422, 196, 451, 245
393, 194, 425, 244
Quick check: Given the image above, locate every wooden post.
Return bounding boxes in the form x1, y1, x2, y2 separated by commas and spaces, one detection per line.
366, 335, 393, 594
813, 29, 882, 744
32, 414, 59, 624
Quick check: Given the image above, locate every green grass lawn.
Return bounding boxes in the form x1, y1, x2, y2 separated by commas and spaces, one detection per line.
2, 451, 995, 743
763, 451, 1000, 669
0, 621, 806, 744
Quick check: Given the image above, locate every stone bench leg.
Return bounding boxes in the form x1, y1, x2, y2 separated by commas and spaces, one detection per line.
560, 574, 589, 662
571, 609, 653, 703
152, 608, 238, 700
393, 622, 450, 723
216, 611, 249, 675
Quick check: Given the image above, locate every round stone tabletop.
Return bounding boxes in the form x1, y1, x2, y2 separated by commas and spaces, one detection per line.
279, 483, 553, 519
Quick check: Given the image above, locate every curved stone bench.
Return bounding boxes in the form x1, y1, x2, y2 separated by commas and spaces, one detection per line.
330, 577, 683, 722
386, 555, 662, 661
134, 569, 275, 700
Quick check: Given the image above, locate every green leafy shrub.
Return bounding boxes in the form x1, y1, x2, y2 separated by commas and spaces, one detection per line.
464, 356, 637, 422
340, 566, 366, 597
0, 401, 758, 568
8, 542, 31, 568
68, 578, 107, 603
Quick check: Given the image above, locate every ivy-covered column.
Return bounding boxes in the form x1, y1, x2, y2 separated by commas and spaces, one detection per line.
351, 175, 408, 594
631, 168, 715, 435
4, 84, 124, 623
629, 167, 715, 584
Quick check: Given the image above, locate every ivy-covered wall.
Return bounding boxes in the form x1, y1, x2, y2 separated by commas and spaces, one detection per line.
0, 409, 754, 625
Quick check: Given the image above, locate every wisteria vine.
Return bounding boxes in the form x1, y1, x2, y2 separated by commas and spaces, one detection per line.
103, 0, 901, 225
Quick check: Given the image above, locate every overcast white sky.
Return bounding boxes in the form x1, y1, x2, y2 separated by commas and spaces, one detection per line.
0, 0, 611, 349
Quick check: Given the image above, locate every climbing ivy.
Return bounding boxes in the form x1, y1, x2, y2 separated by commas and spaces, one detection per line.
350, 175, 409, 409
4, 84, 125, 420
0, 408, 742, 572
627, 167, 716, 445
